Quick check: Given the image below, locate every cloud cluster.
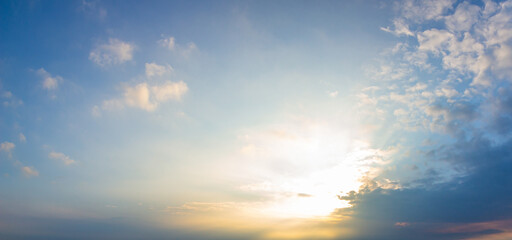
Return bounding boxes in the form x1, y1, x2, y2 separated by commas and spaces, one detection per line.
344, 1, 512, 239
1, 141, 40, 178
96, 62, 188, 113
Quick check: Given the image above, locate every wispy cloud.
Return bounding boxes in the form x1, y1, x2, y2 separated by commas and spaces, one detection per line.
89, 38, 135, 66
0, 141, 15, 154
36, 68, 62, 90
18, 133, 26, 143
145, 62, 173, 78
48, 151, 76, 165
158, 36, 198, 58
21, 166, 39, 178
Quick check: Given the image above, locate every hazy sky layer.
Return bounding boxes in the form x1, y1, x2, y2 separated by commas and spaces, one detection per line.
1, 0, 512, 239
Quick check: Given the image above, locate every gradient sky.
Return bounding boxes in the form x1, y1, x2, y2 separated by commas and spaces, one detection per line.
1, 0, 512, 239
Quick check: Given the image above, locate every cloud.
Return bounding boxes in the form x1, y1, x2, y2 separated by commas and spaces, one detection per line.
19, 133, 26, 143
80, 0, 107, 20
445, 2, 481, 32
1, 89, 23, 107
0, 141, 15, 153
336, 135, 512, 239
381, 19, 414, 36
21, 166, 38, 178
158, 36, 175, 50
89, 38, 135, 66
91, 105, 101, 117
151, 81, 188, 102
400, 0, 455, 22
48, 151, 76, 165
123, 82, 157, 111
145, 62, 173, 78
36, 68, 62, 90
345, 1, 512, 238
100, 80, 188, 113
158, 36, 198, 57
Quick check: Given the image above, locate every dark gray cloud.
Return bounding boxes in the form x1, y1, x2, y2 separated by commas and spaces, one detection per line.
335, 134, 512, 240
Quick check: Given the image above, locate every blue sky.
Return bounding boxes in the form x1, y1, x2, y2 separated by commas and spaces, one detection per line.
1, 0, 512, 239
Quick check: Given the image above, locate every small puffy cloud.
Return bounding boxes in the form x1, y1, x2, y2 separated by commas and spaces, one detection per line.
151, 81, 188, 102
49, 151, 76, 165
19, 133, 26, 143
89, 38, 135, 66
80, 0, 107, 20
180, 42, 198, 58
435, 88, 458, 98
1, 90, 23, 107
145, 62, 173, 78
328, 90, 338, 98
394, 222, 410, 227
158, 36, 198, 57
36, 68, 62, 90
2, 91, 12, 98
124, 82, 157, 111
158, 36, 175, 50
22, 166, 38, 178
101, 80, 188, 113
0, 141, 15, 153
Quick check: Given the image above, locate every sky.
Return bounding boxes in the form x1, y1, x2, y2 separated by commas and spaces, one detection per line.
0, 0, 512, 239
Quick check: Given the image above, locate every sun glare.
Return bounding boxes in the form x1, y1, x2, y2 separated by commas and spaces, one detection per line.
240, 123, 373, 219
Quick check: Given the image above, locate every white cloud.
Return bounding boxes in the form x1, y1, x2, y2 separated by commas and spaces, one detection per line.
407, 83, 428, 92
36, 68, 62, 90
19, 133, 26, 143
158, 36, 198, 57
480, 1, 512, 46
328, 90, 339, 98
124, 82, 157, 111
145, 62, 173, 78
417, 29, 454, 54
49, 151, 76, 165
381, 19, 414, 36
445, 2, 481, 32
101, 80, 188, 112
0, 141, 15, 153
492, 44, 512, 79
158, 36, 175, 50
89, 38, 135, 66
435, 88, 459, 98
22, 166, 39, 178
151, 81, 188, 102
401, 0, 455, 22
